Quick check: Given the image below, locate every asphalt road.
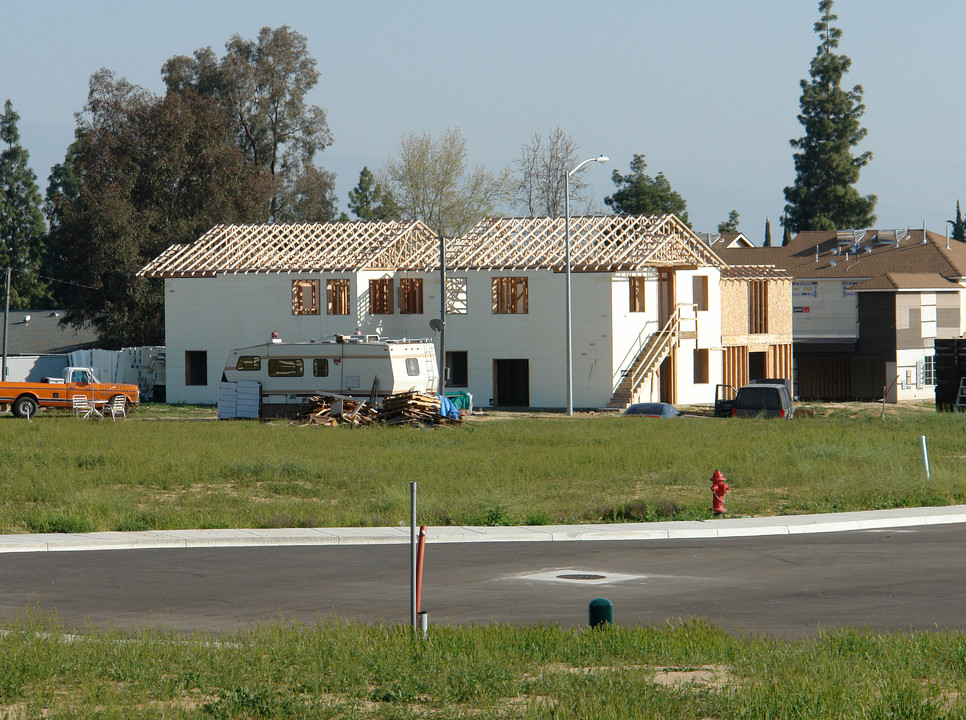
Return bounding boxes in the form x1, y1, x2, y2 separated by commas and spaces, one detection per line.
0, 524, 962, 638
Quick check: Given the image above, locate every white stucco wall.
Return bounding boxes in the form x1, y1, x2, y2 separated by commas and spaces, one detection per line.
163, 265, 726, 408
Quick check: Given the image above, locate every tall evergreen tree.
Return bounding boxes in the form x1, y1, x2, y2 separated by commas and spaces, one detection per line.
604, 154, 689, 226
348, 166, 399, 221
781, 215, 792, 246
783, 0, 876, 232
948, 200, 966, 242
718, 210, 740, 233
764, 217, 773, 247
0, 100, 50, 308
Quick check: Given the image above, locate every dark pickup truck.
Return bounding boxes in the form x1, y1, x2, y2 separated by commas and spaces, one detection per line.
715, 381, 795, 419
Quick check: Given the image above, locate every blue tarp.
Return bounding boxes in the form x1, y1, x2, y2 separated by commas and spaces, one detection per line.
437, 394, 460, 420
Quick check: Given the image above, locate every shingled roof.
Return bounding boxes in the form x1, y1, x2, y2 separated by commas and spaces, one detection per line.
1, 310, 99, 355
713, 229, 966, 283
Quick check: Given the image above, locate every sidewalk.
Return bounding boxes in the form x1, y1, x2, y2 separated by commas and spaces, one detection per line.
1, 505, 965, 554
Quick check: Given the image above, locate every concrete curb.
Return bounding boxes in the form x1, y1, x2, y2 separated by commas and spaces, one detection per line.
0, 505, 964, 554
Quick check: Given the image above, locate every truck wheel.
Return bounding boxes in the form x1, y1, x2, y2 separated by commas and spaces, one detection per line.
12, 396, 38, 419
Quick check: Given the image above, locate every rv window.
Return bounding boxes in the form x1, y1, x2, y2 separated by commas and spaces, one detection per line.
268, 359, 304, 377
236, 356, 261, 371
406, 358, 419, 377
313, 359, 329, 377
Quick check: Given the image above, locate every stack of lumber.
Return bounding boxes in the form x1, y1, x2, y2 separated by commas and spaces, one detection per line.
377, 391, 460, 427
291, 395, 378, 427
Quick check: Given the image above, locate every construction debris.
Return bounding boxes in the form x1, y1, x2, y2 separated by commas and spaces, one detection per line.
290, 391, 461, 428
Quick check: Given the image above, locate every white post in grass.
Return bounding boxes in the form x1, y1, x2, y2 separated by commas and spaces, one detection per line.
921, 436, 930, 480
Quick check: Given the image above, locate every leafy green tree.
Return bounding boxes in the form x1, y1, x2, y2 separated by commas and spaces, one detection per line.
162, 26, 334, 222
348, 166, 399, 221
604, 154, 689, 226
383, 128, 509, 236
948, 200, 966, 242
783, 0, 876, 232
764, 217, 773, 247
0, 100, 51, 308
718, 210, 740, 234
46, 70, 270, 347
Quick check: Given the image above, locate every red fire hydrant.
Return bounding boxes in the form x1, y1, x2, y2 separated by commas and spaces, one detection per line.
711, 470, 729, 515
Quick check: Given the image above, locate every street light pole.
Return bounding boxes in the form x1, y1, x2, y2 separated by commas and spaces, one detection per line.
565, 155, 608, 416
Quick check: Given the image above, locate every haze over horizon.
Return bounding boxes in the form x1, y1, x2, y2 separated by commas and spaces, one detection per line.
4, 0, 963, 240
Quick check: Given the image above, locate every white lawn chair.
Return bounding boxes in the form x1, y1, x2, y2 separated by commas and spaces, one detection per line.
72, 395, 95, 419
107, 395, 127, 421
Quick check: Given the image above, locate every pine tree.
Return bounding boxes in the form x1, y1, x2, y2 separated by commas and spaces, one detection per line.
348, 166, 399, 221
718, 210, 740, 234
948, 200, 966, 242
0, 100, 50, 308
781, 216, 792, 247
783, 0, 876, 232
763, 217, 772, 247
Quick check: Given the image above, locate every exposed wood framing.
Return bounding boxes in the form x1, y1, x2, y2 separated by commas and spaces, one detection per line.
138, 220, 440, 278
138, 214, 728, 280
450, 214, 725, 271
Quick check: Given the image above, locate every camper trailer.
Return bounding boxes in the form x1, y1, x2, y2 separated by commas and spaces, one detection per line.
222, 335, 439, 418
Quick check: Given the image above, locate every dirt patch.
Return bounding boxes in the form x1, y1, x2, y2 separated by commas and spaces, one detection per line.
529, 662, 734, 689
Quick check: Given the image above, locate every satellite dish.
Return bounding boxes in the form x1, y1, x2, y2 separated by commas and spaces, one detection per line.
429, 319, 444, 333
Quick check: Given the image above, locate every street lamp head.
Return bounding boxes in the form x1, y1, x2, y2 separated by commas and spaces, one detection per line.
595, 155, 609, 164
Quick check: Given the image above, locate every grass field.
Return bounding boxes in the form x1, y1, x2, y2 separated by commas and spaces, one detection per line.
0, 402, 962, 534
2, 405, 965, 717
2, 612, 965, 718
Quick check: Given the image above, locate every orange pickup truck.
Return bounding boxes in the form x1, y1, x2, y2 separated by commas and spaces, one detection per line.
0, 367, 140, 418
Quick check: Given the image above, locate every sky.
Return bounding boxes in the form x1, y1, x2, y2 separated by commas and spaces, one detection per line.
3, 0, 964, 242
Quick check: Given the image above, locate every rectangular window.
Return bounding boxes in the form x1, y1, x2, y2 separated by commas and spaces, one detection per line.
400, 278, 423, 314
749, 280, 769, 334
405, 358, 420, 377
235, 356, 261, 371
446, 277, 468, 314
369, 278, 394, 314
492, 277, 528, 314
292, 280, 319, 315
268, 359, 304, 377
313, 359, 329, 377
185, 351, 208, 386
922, 356, 936, 386
326, 279, 350, 315
693, 349, 709, 384
693, 275, 709, 312
629, 277, 646, 312
446, 351, 468, 387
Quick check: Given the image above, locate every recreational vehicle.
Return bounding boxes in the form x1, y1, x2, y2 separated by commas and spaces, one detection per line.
222, 335, 439, 417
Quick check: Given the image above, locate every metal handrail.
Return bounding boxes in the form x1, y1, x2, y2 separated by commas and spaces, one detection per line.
619, 304, 697, 397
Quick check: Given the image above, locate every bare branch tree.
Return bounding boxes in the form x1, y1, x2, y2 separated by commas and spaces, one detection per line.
513, 127, 587, 217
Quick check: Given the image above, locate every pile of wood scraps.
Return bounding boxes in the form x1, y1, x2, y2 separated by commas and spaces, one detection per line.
290, 391, 461, 428
291, 394, 378, 427
379, 391, 460, 427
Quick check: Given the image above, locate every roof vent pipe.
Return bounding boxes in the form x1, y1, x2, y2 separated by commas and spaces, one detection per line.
922, 221, 927, 244
946, 226, 950, 250
815, 245, 819, 263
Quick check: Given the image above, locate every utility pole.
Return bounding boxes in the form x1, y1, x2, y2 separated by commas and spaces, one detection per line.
2, 267, 10, 381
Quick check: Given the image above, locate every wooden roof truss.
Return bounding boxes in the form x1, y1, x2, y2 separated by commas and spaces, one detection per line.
448, 214, 725, 271
137, 220, 440, 278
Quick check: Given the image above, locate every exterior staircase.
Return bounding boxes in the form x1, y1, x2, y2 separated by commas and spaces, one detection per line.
607, 306, 688, 411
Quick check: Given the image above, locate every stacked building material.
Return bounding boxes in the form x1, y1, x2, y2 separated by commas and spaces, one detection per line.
378, 392, 460, 426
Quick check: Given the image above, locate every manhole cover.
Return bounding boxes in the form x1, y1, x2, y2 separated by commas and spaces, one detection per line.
556, 573, 607, 581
